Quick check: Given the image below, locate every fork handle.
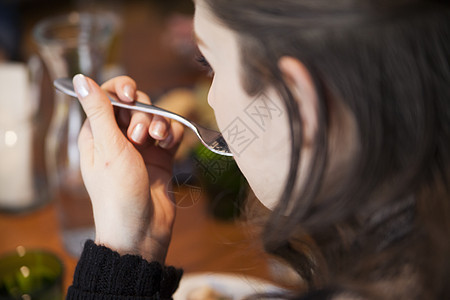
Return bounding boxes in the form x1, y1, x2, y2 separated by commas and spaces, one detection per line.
54, 77, 199, 135
106, 92, 196, 132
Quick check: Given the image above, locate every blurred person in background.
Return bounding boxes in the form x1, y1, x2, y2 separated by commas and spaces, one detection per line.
67, 0, 449, 299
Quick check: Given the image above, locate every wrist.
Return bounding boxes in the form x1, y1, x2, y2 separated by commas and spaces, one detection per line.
93, 178, 175, 263
143, 178, 175, 262
94, 235, 167, 263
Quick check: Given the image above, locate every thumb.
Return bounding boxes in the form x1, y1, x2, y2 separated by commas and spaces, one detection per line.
73, 74, 122, 145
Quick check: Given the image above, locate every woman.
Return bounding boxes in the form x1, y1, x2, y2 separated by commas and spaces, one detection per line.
67, 0, 450, 299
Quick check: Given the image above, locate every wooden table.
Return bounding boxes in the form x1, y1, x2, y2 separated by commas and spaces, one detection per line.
0, 188, 286, 296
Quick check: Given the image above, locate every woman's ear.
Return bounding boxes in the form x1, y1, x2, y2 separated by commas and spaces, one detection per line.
278, 56, 318, 146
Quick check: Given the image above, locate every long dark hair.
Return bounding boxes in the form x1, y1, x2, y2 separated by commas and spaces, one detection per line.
202, 0, 450, 298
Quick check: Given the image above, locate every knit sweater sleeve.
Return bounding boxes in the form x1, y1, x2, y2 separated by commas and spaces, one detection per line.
66, 240, 183, 300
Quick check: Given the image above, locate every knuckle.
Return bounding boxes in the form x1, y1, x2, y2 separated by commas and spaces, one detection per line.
117, 75, 135, 84
102, 76, 136, 90
116, 76, 136, 90
136, 90, 152, 104
86, 103, 109, 122
131, 113, 152, 125
151, 115, 164, 123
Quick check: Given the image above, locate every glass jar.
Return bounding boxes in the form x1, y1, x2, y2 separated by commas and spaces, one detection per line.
33, 12, 117, 257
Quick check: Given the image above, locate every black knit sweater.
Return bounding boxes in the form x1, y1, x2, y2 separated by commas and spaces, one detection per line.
66, 240, 183, 300
66, 241, 344, 299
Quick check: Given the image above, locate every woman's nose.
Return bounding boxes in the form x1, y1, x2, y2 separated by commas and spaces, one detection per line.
207, 82, 216, 108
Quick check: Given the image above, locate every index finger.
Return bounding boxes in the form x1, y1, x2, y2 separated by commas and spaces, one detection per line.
73, 74, 123, 146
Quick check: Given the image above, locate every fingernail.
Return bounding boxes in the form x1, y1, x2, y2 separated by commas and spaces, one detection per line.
131, 123, 145, 143
123, 85, 134, 102
73, 74, 90, 98
159, 133, 173, 149
151, 121, 167, 139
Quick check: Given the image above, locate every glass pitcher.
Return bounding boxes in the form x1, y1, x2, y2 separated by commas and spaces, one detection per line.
33, 12, 118, 257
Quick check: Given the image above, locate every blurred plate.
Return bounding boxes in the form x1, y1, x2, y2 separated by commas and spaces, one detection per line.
173, 273, 286, 299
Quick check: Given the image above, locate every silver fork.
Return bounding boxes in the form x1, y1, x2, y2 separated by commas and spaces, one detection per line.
53, 78, 232, 156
